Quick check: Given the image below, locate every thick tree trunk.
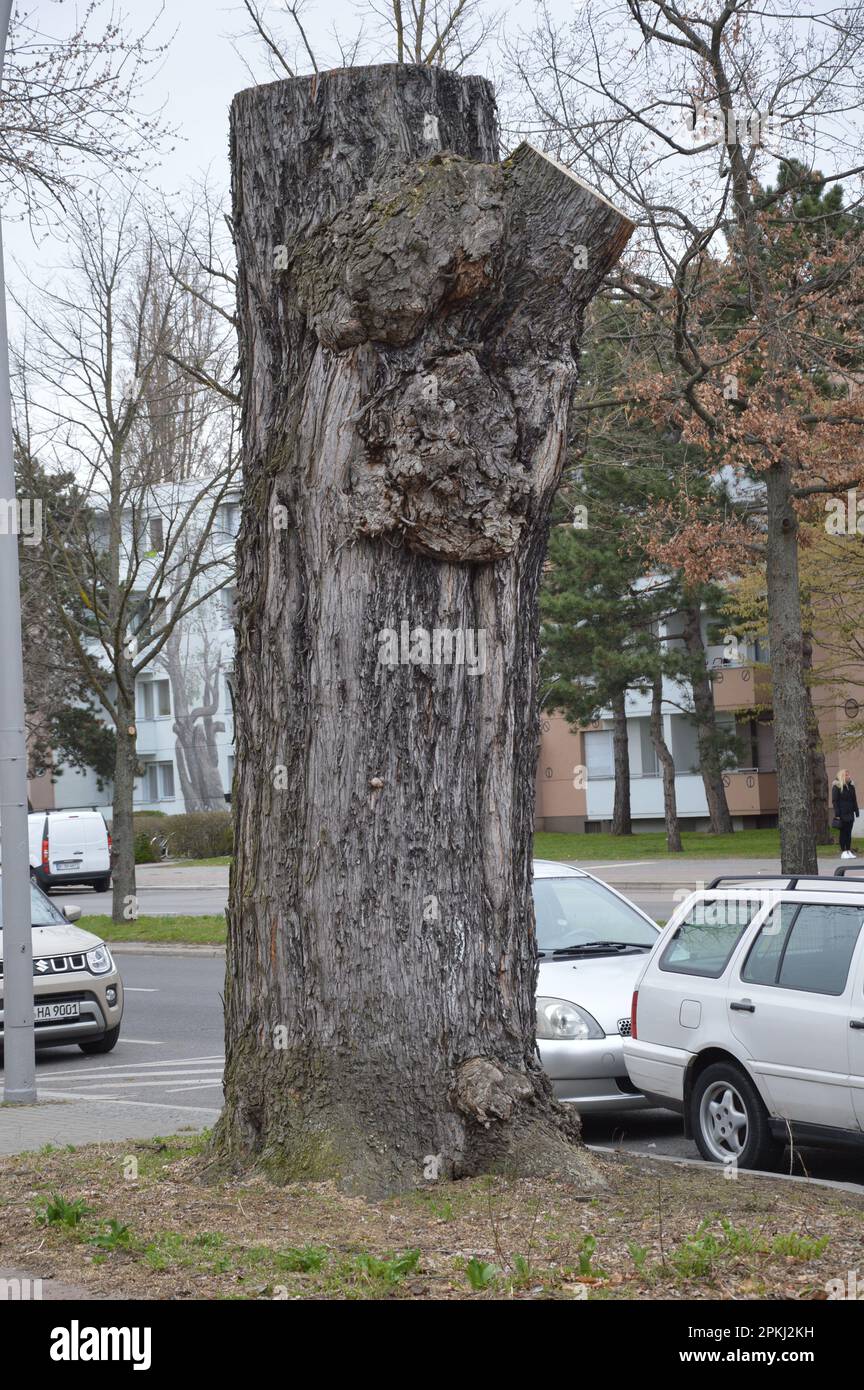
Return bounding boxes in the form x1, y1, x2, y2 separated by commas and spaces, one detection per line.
212, 65, 633, 1193
802, 630, 832, 846
110, 676, 137, 924
650, 672, 682, 852
610, 689, 632, 835
682, 601, 733, 834
766, 461, 817, 872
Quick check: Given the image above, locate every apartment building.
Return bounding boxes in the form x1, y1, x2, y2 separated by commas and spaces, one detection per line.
535, 613, 861, 835
28, 482, 239, 817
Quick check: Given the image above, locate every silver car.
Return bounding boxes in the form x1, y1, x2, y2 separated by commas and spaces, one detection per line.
0, 875, 124, 1054
534, 860, 659, 1112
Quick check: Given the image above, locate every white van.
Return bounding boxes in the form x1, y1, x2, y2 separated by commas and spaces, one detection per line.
28, 810, 111, 894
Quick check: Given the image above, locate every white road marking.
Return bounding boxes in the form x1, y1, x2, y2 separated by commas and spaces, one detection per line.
49, 1072, 223, 1089
40, 1050, 225, 1073
115, 1038, 163, 1044
58, 1081, 221, 1096
163, 1081, 225, 1094
38, 1088, 221, 1116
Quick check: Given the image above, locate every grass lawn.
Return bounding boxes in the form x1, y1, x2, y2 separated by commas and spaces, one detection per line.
78, 914, 226, 945
1, 1132, 857, 1300
167, 828, 861, 870
534, 827, 860, 862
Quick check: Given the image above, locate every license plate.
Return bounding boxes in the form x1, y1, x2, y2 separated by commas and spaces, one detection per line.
54, 861, 80, 870
34, 1002, 80, 1021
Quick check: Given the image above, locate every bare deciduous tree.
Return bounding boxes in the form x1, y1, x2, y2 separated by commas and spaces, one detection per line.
234, 0, 496, 75
2, 0, 173, 223
14, 187, 238, 920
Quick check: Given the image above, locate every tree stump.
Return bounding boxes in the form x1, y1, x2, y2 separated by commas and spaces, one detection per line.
214, 64, 634, 1193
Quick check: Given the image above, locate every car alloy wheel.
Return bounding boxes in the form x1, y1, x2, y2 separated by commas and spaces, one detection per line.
690, 1061, 778, 1170
699, 1079, 749, 1162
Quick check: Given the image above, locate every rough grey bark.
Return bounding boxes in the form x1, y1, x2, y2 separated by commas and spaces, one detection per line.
212, 64, 633, 1193
649, 672, 682, 853
610, 688, 632, 835
681, 601, 733, 835
802, 629, 832, 846
766, 463, 817, 872
110, 670, 137, 921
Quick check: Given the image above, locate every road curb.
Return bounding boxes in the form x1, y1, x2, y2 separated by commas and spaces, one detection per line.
589, 1143, 864, 1197
109, 942, 225, 957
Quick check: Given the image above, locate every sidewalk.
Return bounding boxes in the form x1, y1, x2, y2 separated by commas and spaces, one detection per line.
135, 862, 229, 889
0, 1096, 219, 1156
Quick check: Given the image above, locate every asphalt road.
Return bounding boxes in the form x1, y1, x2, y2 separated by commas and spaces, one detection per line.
9, 949, 864, 1188
20, 953, 226, 1112
64, 854, 842, 922
55, 865, 229, 918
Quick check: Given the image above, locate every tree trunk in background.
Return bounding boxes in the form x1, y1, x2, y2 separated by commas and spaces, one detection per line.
162, 626, 227, 813
611, 689, 632, 835
110, 672, 137, 924
212, 64, 633, 1193
802, 630, 832, 846
682, 601, 733, 834
766, 462, 817, 872
650, 672, 682, 852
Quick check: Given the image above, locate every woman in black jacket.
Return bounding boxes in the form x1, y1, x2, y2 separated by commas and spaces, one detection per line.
832, 770, 859, 858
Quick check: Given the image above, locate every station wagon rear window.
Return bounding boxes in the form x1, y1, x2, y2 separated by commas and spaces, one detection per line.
742, 901, 864, 995
660, 898, 762, 978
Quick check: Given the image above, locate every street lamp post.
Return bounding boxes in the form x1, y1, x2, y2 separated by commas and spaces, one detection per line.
0, 0, 36, 1104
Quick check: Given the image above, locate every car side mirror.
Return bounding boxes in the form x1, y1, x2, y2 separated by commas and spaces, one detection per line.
62, 904, 82, 923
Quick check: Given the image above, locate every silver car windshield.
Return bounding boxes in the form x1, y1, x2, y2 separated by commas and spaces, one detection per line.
0, 877, 69, 929
533, 876, 657, 952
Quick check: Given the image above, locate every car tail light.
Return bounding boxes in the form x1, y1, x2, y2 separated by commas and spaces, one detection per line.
630, 989, 638, 1040
41, 837, 49, 871
107, 832, 112, 855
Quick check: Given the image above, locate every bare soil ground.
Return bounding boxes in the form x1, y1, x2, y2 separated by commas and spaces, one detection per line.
0, 1134, 859, 1300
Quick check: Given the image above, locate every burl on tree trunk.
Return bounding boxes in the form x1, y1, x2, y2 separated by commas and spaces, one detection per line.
213, 65, 633, 1193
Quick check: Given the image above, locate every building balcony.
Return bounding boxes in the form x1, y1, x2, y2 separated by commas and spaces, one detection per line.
721, 770, 778, 816
711, 663, 772, 713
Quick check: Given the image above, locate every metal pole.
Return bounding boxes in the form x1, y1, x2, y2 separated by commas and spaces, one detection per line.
0, 0, 36, 1103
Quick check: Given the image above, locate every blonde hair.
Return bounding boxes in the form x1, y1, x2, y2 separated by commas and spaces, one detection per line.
835, 769, 852, 789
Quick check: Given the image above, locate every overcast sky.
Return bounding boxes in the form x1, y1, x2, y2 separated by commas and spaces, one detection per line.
17, 0, 571, 222
6, 0, 583, 290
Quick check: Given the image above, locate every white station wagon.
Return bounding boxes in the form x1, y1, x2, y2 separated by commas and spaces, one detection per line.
624, 872, 864, 1168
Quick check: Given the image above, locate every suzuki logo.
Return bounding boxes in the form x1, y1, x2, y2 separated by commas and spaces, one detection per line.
35, 959, 49, 973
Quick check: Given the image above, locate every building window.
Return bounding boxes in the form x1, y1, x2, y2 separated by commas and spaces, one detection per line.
639, 718, 659, 777
138, 679, 171, 720
136, 760, 176, 803
584, 729, 613, 779
224, 671, 235, 713
130, 595, 167, 642
222, 587, 237, 624
149, 514, 165, 552
220, 503, 240, 539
